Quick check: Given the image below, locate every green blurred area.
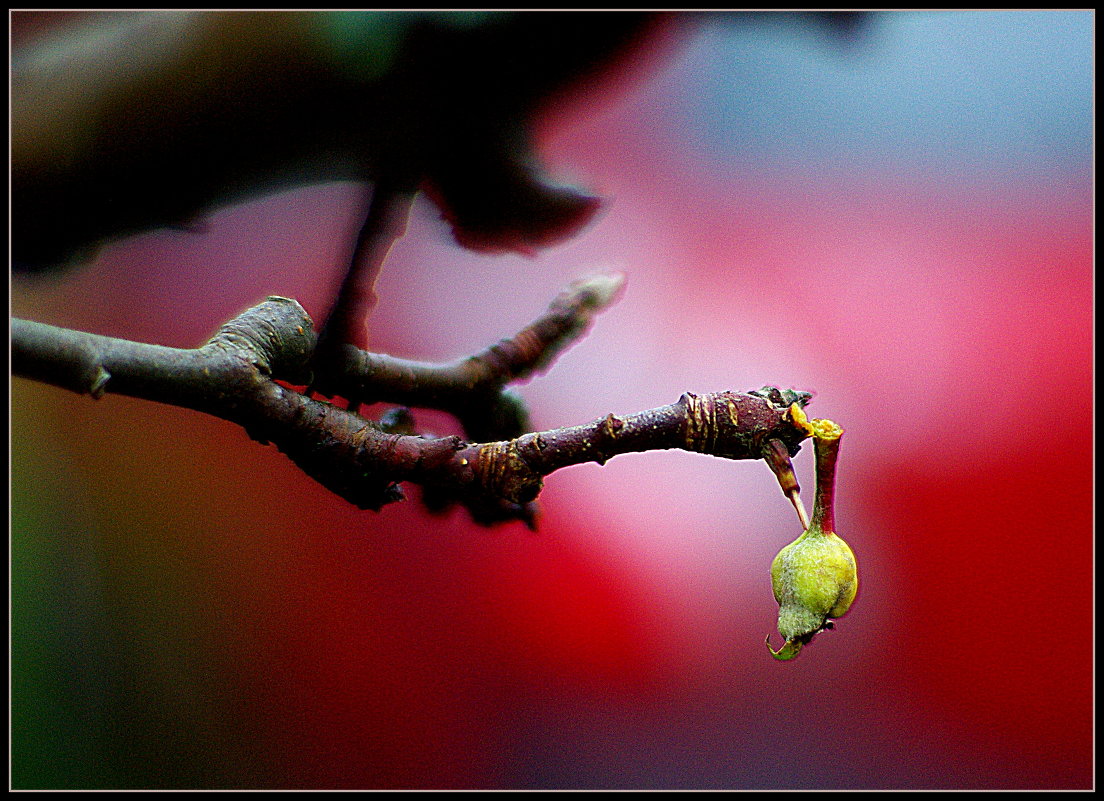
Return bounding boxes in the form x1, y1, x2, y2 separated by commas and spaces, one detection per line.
11, 380, 289, 788
11, 384, 116, 787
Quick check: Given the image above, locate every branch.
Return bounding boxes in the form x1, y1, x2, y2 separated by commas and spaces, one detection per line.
452, 387, 814, 505
311, 271, 628, 442
318, 184, 418, 353
11, 282, 815, 527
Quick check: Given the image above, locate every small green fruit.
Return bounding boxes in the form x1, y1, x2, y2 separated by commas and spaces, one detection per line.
767, 418, 856, 661
768, 524, 857, 659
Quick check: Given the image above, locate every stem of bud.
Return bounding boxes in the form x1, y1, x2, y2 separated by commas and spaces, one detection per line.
810, 419, 843, 534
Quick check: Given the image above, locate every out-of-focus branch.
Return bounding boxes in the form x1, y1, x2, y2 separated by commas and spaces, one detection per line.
12, 281, 814, 527
318, 185, 420, 353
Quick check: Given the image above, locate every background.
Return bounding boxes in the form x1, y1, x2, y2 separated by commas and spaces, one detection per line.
11, 11, 1093, 790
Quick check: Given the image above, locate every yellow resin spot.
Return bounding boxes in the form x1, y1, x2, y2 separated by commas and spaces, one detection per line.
787, 403, 814, 437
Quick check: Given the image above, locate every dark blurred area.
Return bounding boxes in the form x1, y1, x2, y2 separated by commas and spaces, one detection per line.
11, 12, 653, 269
11, 11, 867, 271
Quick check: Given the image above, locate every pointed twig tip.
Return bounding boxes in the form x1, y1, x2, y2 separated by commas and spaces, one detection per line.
571, 270, 627, 310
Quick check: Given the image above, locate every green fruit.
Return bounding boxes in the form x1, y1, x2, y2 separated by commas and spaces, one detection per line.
768, 524, 857, 659
767, 418, 856, 661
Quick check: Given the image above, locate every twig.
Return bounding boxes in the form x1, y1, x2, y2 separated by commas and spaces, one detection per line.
453, 389, 813, 506
312, 271, 627, 441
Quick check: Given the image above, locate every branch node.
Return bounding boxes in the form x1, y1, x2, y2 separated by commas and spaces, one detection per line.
681, 391, 720, 453
601, 412, 623, 439
475, 440, 543, 504
89, 366, 111, 399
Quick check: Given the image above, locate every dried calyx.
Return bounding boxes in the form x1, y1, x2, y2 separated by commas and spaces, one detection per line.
766, 418, 857, 661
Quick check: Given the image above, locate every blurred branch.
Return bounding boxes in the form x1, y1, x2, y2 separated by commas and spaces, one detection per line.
12, 278, 814, 528
317, 185, 419, 353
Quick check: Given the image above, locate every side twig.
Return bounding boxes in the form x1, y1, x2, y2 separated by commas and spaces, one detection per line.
314, 272, 627, 442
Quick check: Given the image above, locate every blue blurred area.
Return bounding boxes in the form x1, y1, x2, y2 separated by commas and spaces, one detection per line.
676, 11, 1092, 176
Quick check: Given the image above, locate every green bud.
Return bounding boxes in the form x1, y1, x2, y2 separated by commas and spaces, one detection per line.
767, 419, 857, 661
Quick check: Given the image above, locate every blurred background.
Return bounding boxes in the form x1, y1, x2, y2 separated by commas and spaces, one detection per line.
11, 11, 1093, 789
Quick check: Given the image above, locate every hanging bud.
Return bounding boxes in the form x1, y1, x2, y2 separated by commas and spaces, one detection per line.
767, 418, 857, 661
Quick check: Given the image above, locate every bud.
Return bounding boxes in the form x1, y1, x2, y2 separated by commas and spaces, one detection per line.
767, 419, 857, 660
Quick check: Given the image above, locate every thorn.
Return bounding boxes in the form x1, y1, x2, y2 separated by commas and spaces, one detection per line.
788, 489, 811, 530
764, 438, 808, 529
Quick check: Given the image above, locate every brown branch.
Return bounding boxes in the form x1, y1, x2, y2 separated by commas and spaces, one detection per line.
454, 389, 814, 505
11, 297, 315, 411
11, 286, 815, 527
310, 271, 627, 440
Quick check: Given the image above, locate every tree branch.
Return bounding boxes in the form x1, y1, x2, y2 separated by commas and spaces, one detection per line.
318, 184, 418, 353
12, 279, 815, 527
311, 271, 628, 441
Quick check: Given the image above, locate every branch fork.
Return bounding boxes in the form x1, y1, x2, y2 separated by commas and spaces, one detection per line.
13, 274, 815, 528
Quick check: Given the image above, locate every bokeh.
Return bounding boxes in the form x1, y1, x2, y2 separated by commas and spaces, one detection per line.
11, 11, 1093, 789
